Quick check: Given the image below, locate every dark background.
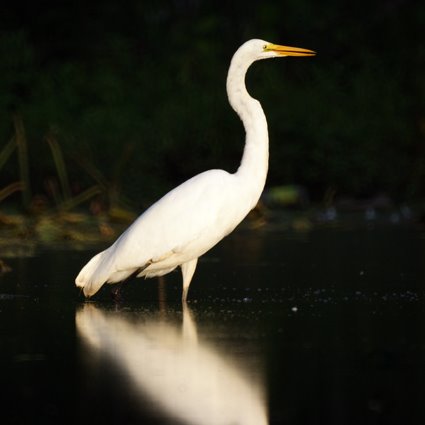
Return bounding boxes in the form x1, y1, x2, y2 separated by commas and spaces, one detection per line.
1, 0, 424, 211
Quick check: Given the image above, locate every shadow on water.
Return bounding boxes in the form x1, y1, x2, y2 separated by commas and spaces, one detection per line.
1, 223, 425, 424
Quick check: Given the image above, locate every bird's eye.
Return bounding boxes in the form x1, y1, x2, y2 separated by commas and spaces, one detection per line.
263, 44, 267, 50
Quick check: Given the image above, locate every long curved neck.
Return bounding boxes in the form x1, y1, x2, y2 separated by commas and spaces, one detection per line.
226, 55, 269, 205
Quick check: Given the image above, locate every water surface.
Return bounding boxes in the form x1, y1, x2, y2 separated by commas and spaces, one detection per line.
1, 224, 424, 424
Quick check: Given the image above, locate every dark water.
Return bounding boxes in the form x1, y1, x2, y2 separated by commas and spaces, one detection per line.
1, 224, 424, 424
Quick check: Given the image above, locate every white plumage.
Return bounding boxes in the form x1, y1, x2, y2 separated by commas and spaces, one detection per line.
75, 39, 315, 301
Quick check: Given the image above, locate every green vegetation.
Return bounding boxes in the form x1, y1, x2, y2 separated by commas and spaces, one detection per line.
1, 0, 424, 216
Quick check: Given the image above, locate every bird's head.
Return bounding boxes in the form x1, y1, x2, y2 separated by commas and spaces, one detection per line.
239, 39, 316, 62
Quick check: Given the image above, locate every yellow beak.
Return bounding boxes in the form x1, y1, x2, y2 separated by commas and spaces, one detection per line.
265, 43, 316, 57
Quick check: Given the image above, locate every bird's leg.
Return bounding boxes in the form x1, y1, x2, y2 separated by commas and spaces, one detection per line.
110, 268, 144, 304
181, 258, 198, 303
110, 283, 124, 303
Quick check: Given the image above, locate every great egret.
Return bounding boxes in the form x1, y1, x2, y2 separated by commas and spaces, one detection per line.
75, 39, 315, 301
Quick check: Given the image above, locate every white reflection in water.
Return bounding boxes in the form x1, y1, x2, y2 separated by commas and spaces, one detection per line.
76, 304, 267, 425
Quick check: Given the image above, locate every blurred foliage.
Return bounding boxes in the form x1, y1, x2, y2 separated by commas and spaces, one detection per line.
0, 0, 424, 210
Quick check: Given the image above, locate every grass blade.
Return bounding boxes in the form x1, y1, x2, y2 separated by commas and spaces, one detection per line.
0, 181, 24, 203
13, 114, 31, 209
59, 185, 102, 211
46, 133, 71, 202
0, 138, 16, 171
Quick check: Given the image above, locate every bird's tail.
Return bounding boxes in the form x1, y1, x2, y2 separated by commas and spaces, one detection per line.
75, 251, 108, 298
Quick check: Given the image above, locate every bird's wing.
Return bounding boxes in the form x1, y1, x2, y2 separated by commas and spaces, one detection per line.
111, 169, 239, 272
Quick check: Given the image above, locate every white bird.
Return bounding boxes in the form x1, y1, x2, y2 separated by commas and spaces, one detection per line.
75, 39, 315, 301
